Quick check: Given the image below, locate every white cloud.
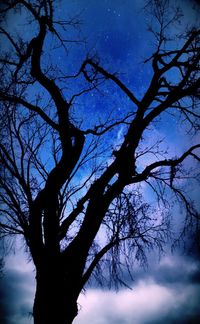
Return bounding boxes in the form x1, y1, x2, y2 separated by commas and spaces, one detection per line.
74, 279, 200, 324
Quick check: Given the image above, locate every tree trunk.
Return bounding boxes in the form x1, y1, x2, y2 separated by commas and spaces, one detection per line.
33, 267, 79, 324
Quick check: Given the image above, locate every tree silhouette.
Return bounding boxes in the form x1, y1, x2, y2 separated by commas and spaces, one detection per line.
0, 1, 199, 323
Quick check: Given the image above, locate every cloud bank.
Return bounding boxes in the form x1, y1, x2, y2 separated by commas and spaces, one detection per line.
75, 280, 200, 324
0, 253, 200, 324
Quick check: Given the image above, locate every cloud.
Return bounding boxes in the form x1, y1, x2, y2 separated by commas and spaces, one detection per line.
1, 247, 200, 324
74, 280, 200, 324
152, 254, 200, 286
0, 267, 34, 324
0, 251, 34, 324
74, 253, 200, 324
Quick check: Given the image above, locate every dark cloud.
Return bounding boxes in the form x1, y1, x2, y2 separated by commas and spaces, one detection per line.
151, 255, 200, 286
0, 267, 34, 324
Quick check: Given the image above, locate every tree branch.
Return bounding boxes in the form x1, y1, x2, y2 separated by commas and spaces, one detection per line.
0, 92, 59, 130
134, 144, 200, 182
81, 59, 140, 107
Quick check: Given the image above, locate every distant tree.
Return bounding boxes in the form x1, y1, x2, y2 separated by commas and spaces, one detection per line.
0, 1, 199, 323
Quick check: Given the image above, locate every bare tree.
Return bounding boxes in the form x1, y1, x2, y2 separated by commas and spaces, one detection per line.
0, 1, 199, 323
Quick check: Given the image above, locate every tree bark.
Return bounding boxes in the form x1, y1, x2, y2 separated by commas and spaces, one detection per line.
33, 266, 79, 324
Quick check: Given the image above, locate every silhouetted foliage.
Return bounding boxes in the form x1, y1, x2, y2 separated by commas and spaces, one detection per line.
0, 1, 199, 323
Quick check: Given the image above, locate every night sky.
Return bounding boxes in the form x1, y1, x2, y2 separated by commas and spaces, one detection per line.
0, 1, 200, 323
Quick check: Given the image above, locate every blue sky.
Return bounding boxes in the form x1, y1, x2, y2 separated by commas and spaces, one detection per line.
0, 0, 200, 323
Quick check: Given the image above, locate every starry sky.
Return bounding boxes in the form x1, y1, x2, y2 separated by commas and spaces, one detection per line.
0, 0, 200, 323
